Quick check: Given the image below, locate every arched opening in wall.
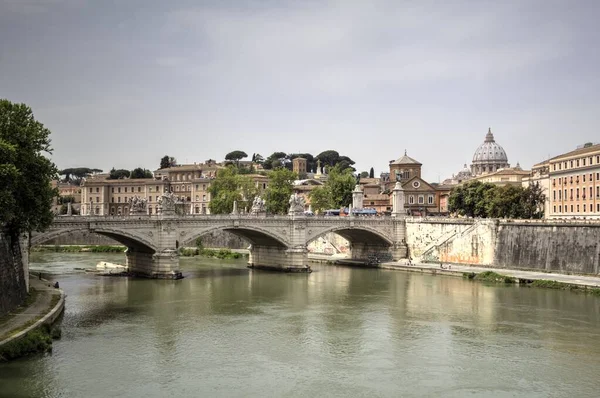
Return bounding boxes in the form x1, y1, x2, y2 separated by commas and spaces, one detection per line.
306, 227, 393, 262
181, 227, 287, 254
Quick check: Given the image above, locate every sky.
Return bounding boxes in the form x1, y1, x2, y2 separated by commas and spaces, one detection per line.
1, 0, 599, 182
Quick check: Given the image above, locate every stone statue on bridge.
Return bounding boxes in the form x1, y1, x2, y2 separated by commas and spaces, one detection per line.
129, 195, 148, 215
288, 193, 305, 215
251, 196, 265, 215
157, 192, 179, 215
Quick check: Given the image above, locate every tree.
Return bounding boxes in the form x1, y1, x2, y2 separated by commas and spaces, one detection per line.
315, 150, 355, 172
369, 167, 374, 178
252, 153, 265, 164
0, 99, 58, 235
521, 182, 545, 219
59, 167, 102, 185
108, 168, 130, 180
265, 168, 297, 215
360, 171, 369, 178
308, 164, 355, 213
225, 150, 248, 165
308, 186, 332, 213
263, 152, 288, 170
160, 155, 177, 170
130, 167, 153, 179
208, 166, 256, 214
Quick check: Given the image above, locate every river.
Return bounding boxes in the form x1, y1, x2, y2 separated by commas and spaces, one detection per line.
1, 253, 600, 397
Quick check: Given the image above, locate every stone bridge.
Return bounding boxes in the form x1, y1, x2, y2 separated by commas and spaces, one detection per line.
31, 213, 408, 278
32, 182, 409, 278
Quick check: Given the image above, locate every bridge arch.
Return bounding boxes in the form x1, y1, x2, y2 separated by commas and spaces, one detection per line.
181, 225, 289, 248
305, 225, 394, 247
31, 226, 158, 253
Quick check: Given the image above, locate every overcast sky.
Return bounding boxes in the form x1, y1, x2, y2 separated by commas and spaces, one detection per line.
1, 0, 599, 182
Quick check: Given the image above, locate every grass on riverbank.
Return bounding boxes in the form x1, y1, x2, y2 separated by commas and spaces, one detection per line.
0, 323, 61, 362
463, 271, 516, 284
32, 245, 126, 253
526, 279, 600, 296
180, 247, 246, 260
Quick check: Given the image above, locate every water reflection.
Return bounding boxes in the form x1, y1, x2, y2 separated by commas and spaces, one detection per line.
1, 253, 600, 397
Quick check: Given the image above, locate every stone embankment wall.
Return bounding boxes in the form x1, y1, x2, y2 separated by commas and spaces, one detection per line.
406, 218, 600, 275
0, 231, 28, 316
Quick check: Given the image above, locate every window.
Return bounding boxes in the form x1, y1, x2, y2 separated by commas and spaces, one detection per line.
598, 204, 600, 212
156, 186, 159, 192
571, 160, 574, 167
138, 187, 141, 192
590, 174, 593, 181
118, 187, 121, 193
577, 205, 580, 212
559, 205, 562, 212
583, 158, 586, 166
176, 186, 180, 191
553, 164, 556, 171
149, 207, 153, 215
409, 195, 414, 204
570, 189, 573, 199
125, 187, 128, 193
571, 205, 574, 212
584, 175, 586, 182
89, 188, 92, 193
428, 195, 434, 204
111, 187, 114, 193
558, 190, 562, 200
195, 185, 199, 190
418, 195, 424, 204
195, 195, 199, 201
111, 198, 114, 203
202, 195, 206, 201
553, 191, 556, 200
118, 197, 121, 203
584, 204, 586, 212
590, 187, 593, 198
203, 184, 206, 190
149, 196, 152, 202
263, 183, 267, 190
95, 197, 99, 202
576, 188, 579, 199
553, 206, 556, 213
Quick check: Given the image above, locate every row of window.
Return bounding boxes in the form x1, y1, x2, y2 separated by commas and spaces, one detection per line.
552, 173, 600, 186
88, 184, 212, 195
552, 186, 600, 201
407, 195, 435, 205
552, 155, 600, 171
553, 203, 600, 213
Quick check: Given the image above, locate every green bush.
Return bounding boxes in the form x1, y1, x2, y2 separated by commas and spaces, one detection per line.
0, 324, 54, 362
473, 271, 516, 284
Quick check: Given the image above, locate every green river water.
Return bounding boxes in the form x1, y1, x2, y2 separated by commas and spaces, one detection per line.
1, 252, 600, 397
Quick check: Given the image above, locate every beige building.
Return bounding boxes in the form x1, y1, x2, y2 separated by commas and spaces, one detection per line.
546, 143, 600, 219
81, 161, 271, 216
469, 164, 530, 186
522, 160, 551, 217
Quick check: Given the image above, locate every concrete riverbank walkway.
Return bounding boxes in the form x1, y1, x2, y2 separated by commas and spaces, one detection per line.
0, 276, 63, 343
380, 261, 600, 288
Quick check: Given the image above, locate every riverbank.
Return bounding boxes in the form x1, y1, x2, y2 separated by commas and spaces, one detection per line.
380, 261, 600, 292
0, 276, 65, 361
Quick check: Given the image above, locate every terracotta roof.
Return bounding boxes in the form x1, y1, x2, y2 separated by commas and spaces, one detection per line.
548, 143, 600, 162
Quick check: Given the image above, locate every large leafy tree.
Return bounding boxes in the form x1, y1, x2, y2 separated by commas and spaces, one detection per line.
130, 167, 153, 179
59, 167, 102, 185
208, 166, 256, 214
108, 168, 131, 180
316, 150, 356, 172
449, 180, 545, 219
159, 155, 177, 169
225, 150, 248, 164
265, 168, 297, 214
308, 165, 355, 213
0, 99, 58, 235
263, 152, 288, 170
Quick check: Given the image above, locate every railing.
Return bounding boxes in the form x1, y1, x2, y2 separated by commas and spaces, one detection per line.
52, 214, 398, 222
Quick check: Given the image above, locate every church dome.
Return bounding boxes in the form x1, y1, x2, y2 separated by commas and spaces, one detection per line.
471, 128, 509, 175
455, 164, 472, 182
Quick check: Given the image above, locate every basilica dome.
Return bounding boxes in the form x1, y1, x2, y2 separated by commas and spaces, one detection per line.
471, 128, 509, 176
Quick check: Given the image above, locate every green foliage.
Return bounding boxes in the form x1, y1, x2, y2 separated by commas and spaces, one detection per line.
251, 153, 264, 164
0, 99, 59, 235
200, 248, 243, 259
130, 167, 153, 179
208, 166, 256, 214
263, 152, 288, 170
160, 155, 177, 169
225, 150, 248, 163
57, 195, 75, 204
0, 324, 57, 362
473, 271, 516, 283
308, 164, 356, 212
288, 153, 316, 173
369, 167, 375, 178
107, 168, 131, 180
449, 180, 545, 219
265, 168, 297, 214
360, 171, 369, 178
58, 167, 102, 185
316, 150, 356, 172
195, 237, 204, 249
